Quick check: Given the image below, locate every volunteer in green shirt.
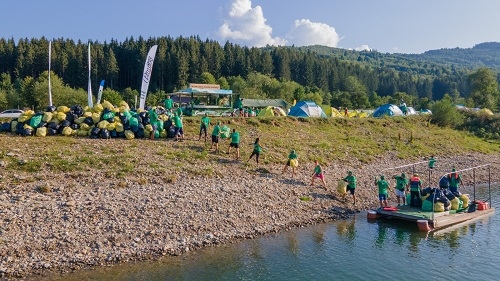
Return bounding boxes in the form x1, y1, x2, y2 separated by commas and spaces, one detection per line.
164, 96, 173, 113
175, 106, 183, 117
227, 128, 240, 159
428, 156, 436, 169
198, 113, 210, 142
375, 175, 391, 208
148, 108, 159, 140
392, 173, 409, 206
447, 168, 462, 194
282, 149, 298, 178
211, 121, 221, 153
172, 112, 184, 141
343, 171, 357, 205
248, 138, 263, 165
311, 160, 326, 189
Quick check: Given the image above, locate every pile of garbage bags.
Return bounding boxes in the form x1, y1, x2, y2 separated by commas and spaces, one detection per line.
416, 187, 469, 212
0, 101, 177, 140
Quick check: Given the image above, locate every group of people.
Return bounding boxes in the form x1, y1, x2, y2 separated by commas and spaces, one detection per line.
374, 157, 463, 208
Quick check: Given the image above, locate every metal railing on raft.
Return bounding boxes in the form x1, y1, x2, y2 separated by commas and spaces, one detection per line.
430, 164, 492, 220
380, 160, 431, 183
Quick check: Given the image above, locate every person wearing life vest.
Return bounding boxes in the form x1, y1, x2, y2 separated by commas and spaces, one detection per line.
409, 173, 422, 207
447, 168, 462, 194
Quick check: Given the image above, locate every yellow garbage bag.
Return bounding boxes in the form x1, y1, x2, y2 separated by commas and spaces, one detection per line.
10, 120, 18, 132
337, 180, 347, 195
434, 202, 445, 212
77, 129, 88, 137
102, 100, 114, 110
74, 117, 86, 124
57, 106, 70, 113
451, 197, 460, 210
91, 112, 101, 124
56, 112, 66, 121
106, 122, 116, 131
115, 122, 124, 133
42, 112, 53, 122
97, 120, 109, 129
124, 130, 135, 140
93, 103, 104, 112
36, 127, 47, 137
83, 111, 92, 118
62, 127, 73, 136
460, 194, 469, 207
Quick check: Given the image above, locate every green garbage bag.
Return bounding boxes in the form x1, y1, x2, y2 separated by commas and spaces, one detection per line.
30, 114, 43, 128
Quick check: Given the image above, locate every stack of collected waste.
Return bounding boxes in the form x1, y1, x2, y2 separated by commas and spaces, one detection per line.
418, 187, 469, 212
0, 101, 175, 140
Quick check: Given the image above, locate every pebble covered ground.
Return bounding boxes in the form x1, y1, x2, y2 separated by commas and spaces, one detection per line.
0, 150, 498, 278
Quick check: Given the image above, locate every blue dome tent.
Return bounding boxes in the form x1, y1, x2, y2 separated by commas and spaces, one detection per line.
372, 104, 404, 117
288, 101, 327, 118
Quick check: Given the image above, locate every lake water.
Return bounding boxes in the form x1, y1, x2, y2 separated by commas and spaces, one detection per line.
41, 185, 498, 281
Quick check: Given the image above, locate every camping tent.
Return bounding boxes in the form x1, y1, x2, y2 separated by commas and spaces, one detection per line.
372, 104, 404, 117
288, 101, 327, 118
258, 106, 286, 117
406, 107, 418, 115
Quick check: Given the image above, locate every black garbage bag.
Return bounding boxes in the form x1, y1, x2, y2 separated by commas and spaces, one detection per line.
0, 122, 10, 132
421, 187, 434, 197
119, 114, 129, 125
110, 130, 118, 138
123, 124, 131, 131
117, 131, 125, 138
60, 120, 71, 128
47, 128, 57, 136
22, 128, 33, 136
438, 197, 451, 207
46, 105, 57, 112
38, 121, 48, 128
16, 122, 24, 131
83, 117, 94, 126
136, 128, 145, 138
70, 105, 84, 116
443, 189, 456, 201
167, 127, 176, 138
65, 112, 77, 123
139, 112, 147, 119
70, 123, 80, 130
164, 119, 172, 130
48, 122, 60, 131
90, 126, 100, 136
135, 116, 143, 125
130, 125, 139, 133
142, 117, 150, 125
100, 128, 110, 139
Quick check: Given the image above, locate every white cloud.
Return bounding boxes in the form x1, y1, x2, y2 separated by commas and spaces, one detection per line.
354, 45, 371, 51
216, 0, 286, 47
285, 19, 341, 47
217, 0, 342, 48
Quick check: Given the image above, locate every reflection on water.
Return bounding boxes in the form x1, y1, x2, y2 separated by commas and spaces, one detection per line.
37, 187, 499, 281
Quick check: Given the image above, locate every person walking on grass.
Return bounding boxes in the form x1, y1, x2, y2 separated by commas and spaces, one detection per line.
282, 149, 298, 178
198, 113, 210, 142
393, 172, 409, 206
248, 138, 263, 165
227, 128, 240, 159
311, 160, 326, 189
172, 112, 184, 142
343, 171, 357, 205
375, 175, 391, 208
211, 121, 221, 153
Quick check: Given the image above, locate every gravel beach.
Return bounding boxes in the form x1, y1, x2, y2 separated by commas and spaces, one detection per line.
0, 149, 498, 278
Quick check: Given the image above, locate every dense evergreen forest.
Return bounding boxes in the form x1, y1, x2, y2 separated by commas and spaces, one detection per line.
0, 36, 499, 111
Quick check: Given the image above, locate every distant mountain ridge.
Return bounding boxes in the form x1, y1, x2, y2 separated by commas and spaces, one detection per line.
400, 42, 500, 70
298, 42, 500, 73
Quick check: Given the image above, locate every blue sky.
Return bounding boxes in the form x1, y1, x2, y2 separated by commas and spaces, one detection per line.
1, 0, 499, 54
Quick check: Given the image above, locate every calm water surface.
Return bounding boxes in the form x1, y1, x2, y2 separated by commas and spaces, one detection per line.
41, 186, 499, 281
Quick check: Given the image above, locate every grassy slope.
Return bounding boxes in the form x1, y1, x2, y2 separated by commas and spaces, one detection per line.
0, 115, 499, 187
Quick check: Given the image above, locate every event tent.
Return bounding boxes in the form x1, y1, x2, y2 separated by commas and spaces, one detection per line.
288, 101, 327, 117
258, 106, 287, 117
372, 104, 404, 117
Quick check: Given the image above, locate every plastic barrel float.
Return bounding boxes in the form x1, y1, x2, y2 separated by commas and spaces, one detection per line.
367, 210, 379, 220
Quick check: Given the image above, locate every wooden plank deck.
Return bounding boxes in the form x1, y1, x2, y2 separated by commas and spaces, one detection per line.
374, 205, 495, 230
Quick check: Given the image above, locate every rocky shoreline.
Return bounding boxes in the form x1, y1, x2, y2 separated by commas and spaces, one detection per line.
0, 152, 499, 279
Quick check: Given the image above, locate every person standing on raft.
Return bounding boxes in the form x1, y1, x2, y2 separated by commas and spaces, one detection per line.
375, 175, 391, 208
409, 173, 423, 207
392, 172, 409, 206
343, 171, 357, 205
447, 167, 463, 194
